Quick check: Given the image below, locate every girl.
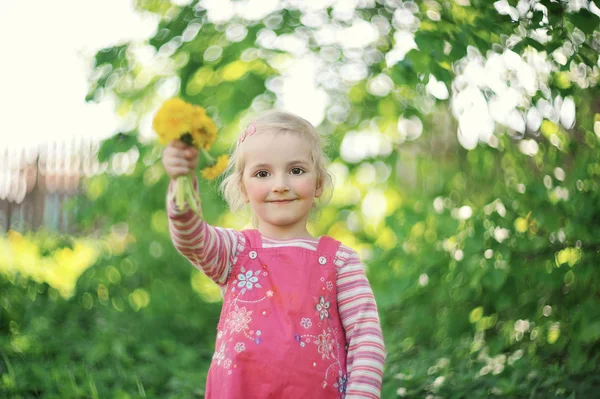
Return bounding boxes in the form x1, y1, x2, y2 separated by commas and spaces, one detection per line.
163, 111, 385, 398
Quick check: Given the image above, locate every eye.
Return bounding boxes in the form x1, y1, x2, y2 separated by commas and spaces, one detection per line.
254, 170, 270, 178
290, 167, 305, 175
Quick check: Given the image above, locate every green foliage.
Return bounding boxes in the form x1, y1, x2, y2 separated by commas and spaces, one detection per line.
376, 132, 600, 397
3, 0, 600, 397
97, 133, 141, 163
1, 204, 221, 397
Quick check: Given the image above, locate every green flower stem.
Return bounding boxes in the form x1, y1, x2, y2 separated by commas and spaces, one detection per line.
181, 132, 194, 147
200, 147, 215, 166
173, 135, 206, 215
192, 180, 202, 204
184, 177, 200, 215
175, 176, 185, 210
174, 175, 201, 216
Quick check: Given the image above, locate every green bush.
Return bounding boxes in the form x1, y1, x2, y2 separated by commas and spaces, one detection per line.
3, 1, 600, 397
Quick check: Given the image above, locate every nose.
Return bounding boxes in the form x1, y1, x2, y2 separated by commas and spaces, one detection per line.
272, 184, 289, 193
272, 176, 290, 193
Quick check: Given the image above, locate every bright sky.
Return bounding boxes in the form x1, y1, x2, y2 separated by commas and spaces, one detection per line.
0, 0, 157, 151
1, 0, 587, 157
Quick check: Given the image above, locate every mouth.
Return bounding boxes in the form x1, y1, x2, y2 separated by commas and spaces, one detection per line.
268, 199, 296, 204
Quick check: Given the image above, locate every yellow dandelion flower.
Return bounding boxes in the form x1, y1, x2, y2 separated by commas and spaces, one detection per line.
190, 105, 218, 150
152, 98, 194, 145
201, 154, 230, 180
152, 97, 223, 214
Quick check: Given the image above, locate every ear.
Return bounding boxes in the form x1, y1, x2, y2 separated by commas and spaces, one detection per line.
239, 180, 250, 203
315, 177, 324, 198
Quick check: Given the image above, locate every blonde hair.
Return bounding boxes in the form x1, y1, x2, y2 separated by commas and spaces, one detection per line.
220, 110, 334, 216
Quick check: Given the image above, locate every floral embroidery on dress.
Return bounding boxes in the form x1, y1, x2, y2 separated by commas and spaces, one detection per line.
211, 235, 347, 396
300, 318, 313, 329
335, 374, 347, 397
315, 330, 336, 360
235, 267, 262, 293
213, 342, 226, 366
316, 296, 331, 320
234, 342, 246, 352
225, 304, 253, 333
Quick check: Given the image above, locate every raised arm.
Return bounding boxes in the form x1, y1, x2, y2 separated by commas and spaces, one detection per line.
336, 247, 386, 398
164, 140, 242, 285
167, 179, 242, 285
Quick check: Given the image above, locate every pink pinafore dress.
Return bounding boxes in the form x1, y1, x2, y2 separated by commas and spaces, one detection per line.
205, 229, 348, 398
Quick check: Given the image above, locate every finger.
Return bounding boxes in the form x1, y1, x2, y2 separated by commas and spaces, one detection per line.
163, 153, 186, 169
168, 166, 191, 178
170, 140, 189, 149
162, 146, 178, 160
163, 147, 189, 162
184, 148, 198, 160
164, 157, 190, 169
173, 140, 197, 151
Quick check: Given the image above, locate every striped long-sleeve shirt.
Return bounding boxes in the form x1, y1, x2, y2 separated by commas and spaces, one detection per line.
167, 181, 385, 398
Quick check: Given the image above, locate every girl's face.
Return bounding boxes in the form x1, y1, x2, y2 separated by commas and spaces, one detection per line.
241, 131, 323, 239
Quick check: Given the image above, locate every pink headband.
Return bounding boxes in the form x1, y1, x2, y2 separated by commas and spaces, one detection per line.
238, 121, 256, 146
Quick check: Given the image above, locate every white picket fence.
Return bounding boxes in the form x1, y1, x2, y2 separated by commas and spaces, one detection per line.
0, 139, 102, 233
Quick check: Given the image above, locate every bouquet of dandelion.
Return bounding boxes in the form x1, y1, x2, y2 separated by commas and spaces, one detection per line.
153, 98, 229, 215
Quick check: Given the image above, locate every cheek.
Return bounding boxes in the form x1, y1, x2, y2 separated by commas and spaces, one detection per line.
244, 180, 268, 200
296, 177, 318, 196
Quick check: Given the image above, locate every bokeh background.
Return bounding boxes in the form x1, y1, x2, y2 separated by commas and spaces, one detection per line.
2, 0, 600, 397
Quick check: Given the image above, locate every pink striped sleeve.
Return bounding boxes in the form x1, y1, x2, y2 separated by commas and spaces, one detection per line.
167, 178, 244, 286
335, 246, 386, 399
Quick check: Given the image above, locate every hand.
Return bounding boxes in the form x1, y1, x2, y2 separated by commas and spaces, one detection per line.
162, 140, 199, 180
